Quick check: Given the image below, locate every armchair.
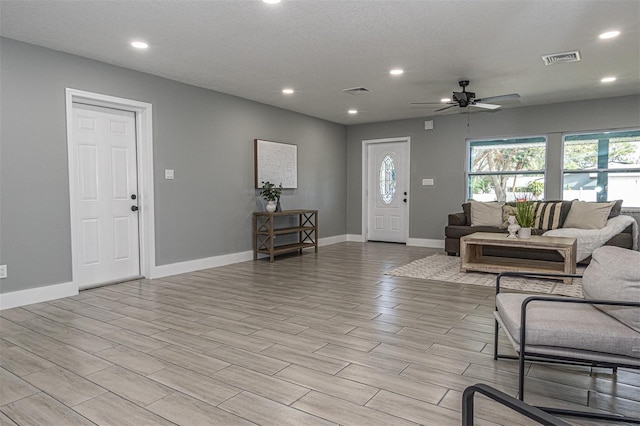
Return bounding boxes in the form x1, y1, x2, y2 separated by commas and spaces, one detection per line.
493, 246, 640, 423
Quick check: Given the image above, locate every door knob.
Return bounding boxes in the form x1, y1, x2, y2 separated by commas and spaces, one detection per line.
131, 206, 139, 212
131, 194, 137, 200
403, 198, 407, 203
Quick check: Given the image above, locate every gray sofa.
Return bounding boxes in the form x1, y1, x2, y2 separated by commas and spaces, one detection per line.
445, 200, 633, 264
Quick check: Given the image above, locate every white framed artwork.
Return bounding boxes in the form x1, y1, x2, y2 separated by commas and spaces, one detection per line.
254, 139, 298, 189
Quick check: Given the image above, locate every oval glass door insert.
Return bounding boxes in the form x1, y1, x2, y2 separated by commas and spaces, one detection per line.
379, 155, 396, 204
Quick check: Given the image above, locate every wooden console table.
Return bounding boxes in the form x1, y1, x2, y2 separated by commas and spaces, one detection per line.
253, 209, 318, 262
460, 232, 577, 284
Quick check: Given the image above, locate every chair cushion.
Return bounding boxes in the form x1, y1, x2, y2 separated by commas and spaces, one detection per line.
496, 293, 639, 358
582, 246, 640, 332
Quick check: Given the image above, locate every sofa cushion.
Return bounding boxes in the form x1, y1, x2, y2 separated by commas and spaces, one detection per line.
470, 201, 505, 227
608, 199, 623, 218
582, 246, 640, 332
462, 202, 471, 226
445, 225, 504, 239
448, 212, 467, 226
496, 293, 639, 358
563, 200, 615, 229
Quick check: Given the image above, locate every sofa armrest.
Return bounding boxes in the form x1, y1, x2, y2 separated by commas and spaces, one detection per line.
448, 212, 467, 226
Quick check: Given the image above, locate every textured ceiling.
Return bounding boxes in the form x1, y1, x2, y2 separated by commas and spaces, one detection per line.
1, 0, 639, 125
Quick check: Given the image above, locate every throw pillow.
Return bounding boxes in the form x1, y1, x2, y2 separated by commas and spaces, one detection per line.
470, 201, 505, 227
533, 201, 564, 231
500, 205, 517, 229
563, 200, 615, 229
582, 246, 640, 332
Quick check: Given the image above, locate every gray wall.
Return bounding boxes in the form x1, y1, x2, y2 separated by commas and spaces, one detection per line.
346, 95, 640, 240
0, 38, 347, 294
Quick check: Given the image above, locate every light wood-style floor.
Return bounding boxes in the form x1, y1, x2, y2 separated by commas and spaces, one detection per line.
1, 242, 638, 425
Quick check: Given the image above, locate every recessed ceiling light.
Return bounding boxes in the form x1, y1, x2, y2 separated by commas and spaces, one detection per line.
263, 0, 281, 4
599, 30, 620, 39
348, 109, 358, 114
601, 76, 616, 83
441, 98, 451, 103
390, 68, 404, 76
282, 88, 294, 94
131, 41, 148, 49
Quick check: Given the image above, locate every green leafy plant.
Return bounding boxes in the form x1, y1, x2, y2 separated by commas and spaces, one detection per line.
515, 199, 536, 228
259, 181, 282, 201
527, 181, 544, 198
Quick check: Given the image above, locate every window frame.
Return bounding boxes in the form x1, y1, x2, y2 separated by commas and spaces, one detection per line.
465, 135, 548, 202
561, 128, 640, 208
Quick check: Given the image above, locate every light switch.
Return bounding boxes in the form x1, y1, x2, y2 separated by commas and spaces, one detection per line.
165, 169, 175, 180
422, 178, 435, 186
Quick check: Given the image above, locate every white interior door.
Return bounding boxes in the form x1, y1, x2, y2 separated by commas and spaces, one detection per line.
72, 103, 140, 289
367, 141, 409, 242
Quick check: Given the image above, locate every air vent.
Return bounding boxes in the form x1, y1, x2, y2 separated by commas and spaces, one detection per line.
342, 87, 372, 95
541, 50, 581, 66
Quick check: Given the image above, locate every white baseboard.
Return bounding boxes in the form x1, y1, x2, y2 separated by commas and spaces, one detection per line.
152, 234, 350, 279
0, 234, 358, 309
318, 234, 348, 246
346, 235, 443, 248
406, 238, 445, 249
0, 281, 78, 310
151, 250, 255, 279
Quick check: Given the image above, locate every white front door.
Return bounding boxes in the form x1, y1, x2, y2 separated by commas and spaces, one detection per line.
71, 103, 140, 289
367, 140, 409, 242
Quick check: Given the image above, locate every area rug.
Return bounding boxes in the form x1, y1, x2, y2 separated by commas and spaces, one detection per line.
386, 253, 584, 298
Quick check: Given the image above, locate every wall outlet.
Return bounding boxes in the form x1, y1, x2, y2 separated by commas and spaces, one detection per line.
0, 265, 7, 279
165, 169, 175, 180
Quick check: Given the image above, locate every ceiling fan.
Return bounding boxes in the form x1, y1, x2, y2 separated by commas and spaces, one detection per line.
411, 80, 520, 112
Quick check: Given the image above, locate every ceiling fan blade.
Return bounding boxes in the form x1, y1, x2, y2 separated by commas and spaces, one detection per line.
435, 104, 458, 112
472, 102, 501, 110
475, 93, 520, 103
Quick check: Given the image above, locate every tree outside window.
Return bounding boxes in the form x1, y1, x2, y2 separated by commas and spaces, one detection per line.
467, 137, 546, 202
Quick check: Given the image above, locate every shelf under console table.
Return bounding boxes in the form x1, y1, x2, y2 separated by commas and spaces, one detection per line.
253, 209, 318, 262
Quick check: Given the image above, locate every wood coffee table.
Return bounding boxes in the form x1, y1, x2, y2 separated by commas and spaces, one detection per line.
460, 232, 577, 284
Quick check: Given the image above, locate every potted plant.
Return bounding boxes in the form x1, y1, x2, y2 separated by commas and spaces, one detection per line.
259, 181, 282, 212
515, 199, 536, 238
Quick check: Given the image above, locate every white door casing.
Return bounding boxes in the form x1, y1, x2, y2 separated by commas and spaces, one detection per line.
364, 138, 410, 242
66, 89, 155, 290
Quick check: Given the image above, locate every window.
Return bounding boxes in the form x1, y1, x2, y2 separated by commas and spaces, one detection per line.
563, 129, 640, 207
379, 154, 396, 204
467, 136, 547, 202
